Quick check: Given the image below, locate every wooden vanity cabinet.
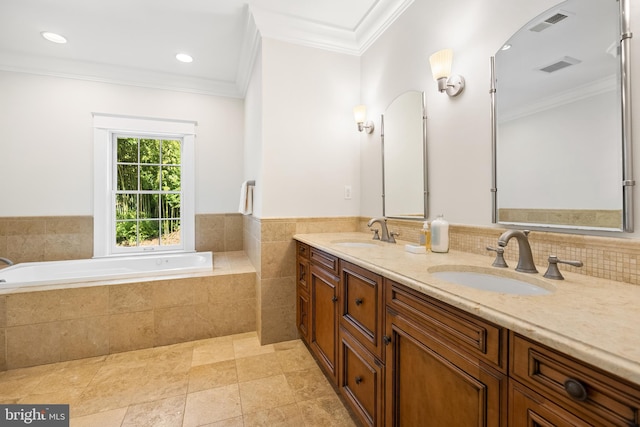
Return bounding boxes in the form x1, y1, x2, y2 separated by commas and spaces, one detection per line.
308, 247, 340, 383
509, 332, 640, 426
338, 261, 385, 426
296, 243, 310, 342
384, 279, 508, 427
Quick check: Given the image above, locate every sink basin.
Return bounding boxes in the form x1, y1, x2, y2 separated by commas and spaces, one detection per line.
429, 266, 554, 296
332, 240, 380, 248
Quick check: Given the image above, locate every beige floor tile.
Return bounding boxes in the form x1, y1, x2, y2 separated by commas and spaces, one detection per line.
273, 339, 306, 352
188, 360, 238, 393
233, 336, 275, 359
238, 374, 296, 414
70, 407, 128, 427
298, 395, 358, 427
183, 384, 242, 427
284, 367, 335, 402
192, 337, 236, 367
236, 352, 283, 382
276, 345, 320, 373
243, 403, 305, 427
121, 395, 186, 427
200, 417, 245, 427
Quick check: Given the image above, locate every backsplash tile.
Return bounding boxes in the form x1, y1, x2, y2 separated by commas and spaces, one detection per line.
360, 218, 640, 286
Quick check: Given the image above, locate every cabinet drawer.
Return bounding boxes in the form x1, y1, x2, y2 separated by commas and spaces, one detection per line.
510, 333, 640, 426
386, 279, 506, 371
339, 326, 384, 427
297, 242, 310, 260
341, 261, 384, 360
310, 247, 339, 276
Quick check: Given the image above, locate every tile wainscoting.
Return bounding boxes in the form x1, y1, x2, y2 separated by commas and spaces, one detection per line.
0, 214, 244, 264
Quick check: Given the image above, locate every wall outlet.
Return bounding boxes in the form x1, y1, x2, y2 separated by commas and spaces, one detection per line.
344, 185, 352, 200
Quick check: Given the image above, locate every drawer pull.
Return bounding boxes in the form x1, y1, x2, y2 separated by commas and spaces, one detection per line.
564, 378, 588, 401
355, 376, 363, 385
355, 298, 363, 306
332, 295, 338, 302
383, 335, 392, 345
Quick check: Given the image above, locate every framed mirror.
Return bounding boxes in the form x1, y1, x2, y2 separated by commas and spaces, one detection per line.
381, 91, 428, 219
491, 0, 633, 231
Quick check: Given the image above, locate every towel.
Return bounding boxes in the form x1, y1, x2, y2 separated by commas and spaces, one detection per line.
238, 181, 253, 215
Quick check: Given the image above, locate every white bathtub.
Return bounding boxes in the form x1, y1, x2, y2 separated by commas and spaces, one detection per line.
0, 252, 213, 289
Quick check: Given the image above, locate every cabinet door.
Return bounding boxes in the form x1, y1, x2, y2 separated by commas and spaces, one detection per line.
297, 288, 310, 342
310, 264, 339, 383
509, 379, 591, 427
341, 261, 384, 361
385, 308, 507, 427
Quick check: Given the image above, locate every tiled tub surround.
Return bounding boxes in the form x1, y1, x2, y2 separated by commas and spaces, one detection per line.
0, 213, 243, 265
0, 252, 256, 371
294, 232, 640, 386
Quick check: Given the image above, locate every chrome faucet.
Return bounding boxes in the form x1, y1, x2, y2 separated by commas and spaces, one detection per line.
367, 217, 397, 243
0, 257, 14, 266
497, 230, 538, 273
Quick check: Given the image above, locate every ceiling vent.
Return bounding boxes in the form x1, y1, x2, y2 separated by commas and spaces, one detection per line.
529, 10, 571, 32
538, 56, 582, 73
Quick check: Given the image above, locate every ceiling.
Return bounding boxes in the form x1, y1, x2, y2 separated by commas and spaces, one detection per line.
0, 0, 413, 98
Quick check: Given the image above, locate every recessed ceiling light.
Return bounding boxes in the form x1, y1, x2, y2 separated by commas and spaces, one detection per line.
176, 53, 193, 63
501, 44, 512, 51
41, 32, 67, 44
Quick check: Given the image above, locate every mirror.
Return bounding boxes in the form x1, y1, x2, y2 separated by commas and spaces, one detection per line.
491, 0, 633, 231
381, 91, 428, 219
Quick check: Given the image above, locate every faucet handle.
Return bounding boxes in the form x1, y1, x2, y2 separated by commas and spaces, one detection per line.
389, 231, 399, 244
371, 229, 380, 240
543, 255, 583, 280
487, 246, 508, 268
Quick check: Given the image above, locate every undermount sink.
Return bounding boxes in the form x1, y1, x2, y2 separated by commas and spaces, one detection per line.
332, 240, 381, 248
429, 266, 554, 296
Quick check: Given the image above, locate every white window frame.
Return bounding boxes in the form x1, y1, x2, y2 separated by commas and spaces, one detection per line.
93, 113, 196, 258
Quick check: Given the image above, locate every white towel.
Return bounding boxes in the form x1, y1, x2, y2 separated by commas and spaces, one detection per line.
238, 181, 253, 215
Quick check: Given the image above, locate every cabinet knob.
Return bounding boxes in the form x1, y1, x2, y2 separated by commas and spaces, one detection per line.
564, 378, 588, 401
355, 376, 363, 385
383, 335, 392, 345
355, 298, 363, 306
331, 295, 338, 302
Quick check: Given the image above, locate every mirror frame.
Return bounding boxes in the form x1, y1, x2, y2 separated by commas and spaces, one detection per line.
381, 91, 428, 220
490, 0, 634, 232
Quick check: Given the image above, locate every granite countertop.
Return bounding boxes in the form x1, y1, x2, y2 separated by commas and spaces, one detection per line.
294, 232, 640, 385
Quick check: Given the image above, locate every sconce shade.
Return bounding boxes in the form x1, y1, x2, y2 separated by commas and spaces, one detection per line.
429, 49, 453, 80
353, 105, 367, 123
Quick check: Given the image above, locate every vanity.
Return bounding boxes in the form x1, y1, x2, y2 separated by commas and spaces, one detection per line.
294, 232, 640, 427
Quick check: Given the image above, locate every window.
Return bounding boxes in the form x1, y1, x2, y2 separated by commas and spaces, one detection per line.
93, 114, 196, 257
114, 135, 182, 250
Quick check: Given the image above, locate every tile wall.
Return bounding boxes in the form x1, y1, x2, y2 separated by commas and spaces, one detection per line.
0, 214, 244, 264
244, 216, 360, 344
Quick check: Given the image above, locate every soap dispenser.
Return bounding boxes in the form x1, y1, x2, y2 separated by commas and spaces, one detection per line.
431, 215, 449, 253
421, 221, 431, 251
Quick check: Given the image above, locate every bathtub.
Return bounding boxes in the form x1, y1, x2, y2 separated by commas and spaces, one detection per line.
0, 252, 213, 289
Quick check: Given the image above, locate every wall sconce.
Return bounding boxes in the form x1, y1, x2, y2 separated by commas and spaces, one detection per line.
353, 105, 375, 134
429, 49, 465, 97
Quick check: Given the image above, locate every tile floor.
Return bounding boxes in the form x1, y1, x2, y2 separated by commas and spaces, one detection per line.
0, 332, 358, 426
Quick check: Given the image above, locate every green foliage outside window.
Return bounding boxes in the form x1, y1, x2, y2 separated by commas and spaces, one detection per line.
115, 137, 182, 247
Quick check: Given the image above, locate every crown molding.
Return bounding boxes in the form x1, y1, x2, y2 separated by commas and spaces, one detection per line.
235, 7, 262, 97
0, 51, 243, 98
250, 0, 414, 56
